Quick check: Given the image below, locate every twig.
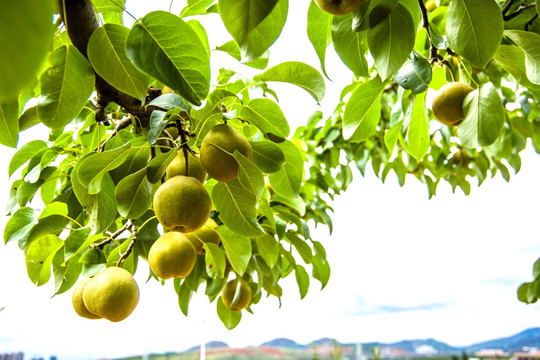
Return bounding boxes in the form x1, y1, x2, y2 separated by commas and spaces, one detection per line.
503, 3, 536, 21
117, 220, 138, 266
93, 221, 131, 249
526, 13, 538, 30
418, 0, 439, 63
502, 0, 517, 16
95, 115, 133, 152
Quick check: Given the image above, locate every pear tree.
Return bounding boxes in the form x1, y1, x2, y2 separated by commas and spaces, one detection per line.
1, 0, 540, 327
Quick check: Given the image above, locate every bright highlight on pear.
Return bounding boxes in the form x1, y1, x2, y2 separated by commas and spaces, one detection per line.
431, 82, 474, 127
153, 175, 212, 233
148, 231, 197, 279
73, 267, 139, 322
200, 124, 253, 183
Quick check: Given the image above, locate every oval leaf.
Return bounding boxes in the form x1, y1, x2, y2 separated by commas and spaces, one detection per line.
126, 11, 210, 106
241, 98, 290, 139
394, 52, 432, 94
218, 0, 286, 62
250, 140, 285, 173
342, 77, 385, 141
261, 61, 325, 103
367, 4, 415, 80
458, 83, 505, 148
331, 15, 369, 78
87, 24, 151, 102
212, 180, 265, 237
0, 101, 19, 148
115, 168, 152, 219
267, 140, 303, 198
446, 0, 503, 68
37, 46, 95, 129
215, 226, 252, 276
307, 1, 332, 78
504, 30, 540, 85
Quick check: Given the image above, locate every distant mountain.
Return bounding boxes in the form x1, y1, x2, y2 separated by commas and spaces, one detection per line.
187, 340, 229, 352
257, 327, 540, 355
260, 338, 304, 349
464, 327, 540, 353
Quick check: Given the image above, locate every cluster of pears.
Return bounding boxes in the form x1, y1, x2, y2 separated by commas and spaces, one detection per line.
148, 122, 253, 310
72, 267, 139, 322
431, 82, 474, 127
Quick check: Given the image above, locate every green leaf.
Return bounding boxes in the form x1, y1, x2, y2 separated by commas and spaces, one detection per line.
92, 0, 125, 13
178, 282, 193, 316
215, 226, 252, 276
87, 24, 150, 102
286, 233, 313, 264
204, 243, 227, 279
212, 180, 264, 237
342, 78, 385, 141
504, 30, 540, 85
250, 140, 286, 173
533, 257, 540, 280
255, 234, 279, 268
458, 83, 505, 148
312, 254, 331, 289
215, 41, 269, 70
307, 1, 332, 77
39, 202, 68, 219
115, 168, 152, 219
446, 0, 503, 68
267, 140, 303, 198
367, 4, 415, 80
64, 227, 99, 261
295, 265, 310, 299
493, 45, 537, 87
148, 93, 189, 111
126, 11, 210, 106
146, 150, 177, 183
0, 101, 19, 148
79, 248, 107, 277
37, 46, 95, 129
217, 296, 242, 330
4, 207, 40, 246
53, 251, 82, 295
8, 140, 48, 177
88, 173, 118, 234
261, 61, 325, 103
25, 234, 64, 286
235, 151, 265, 202
331, 14, 369, 78
241, 98, 290, 140
394, 52, 432, 94
271, 194, 305, 217
218, 0, 285, 62
77, 142, 132, 194
405, 92, 429, 161
0, 0, 55, 102
180, 0, 215, 17
148, 110, 168, 146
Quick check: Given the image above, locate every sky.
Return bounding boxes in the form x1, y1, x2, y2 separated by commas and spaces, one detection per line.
2, 1, 540, 359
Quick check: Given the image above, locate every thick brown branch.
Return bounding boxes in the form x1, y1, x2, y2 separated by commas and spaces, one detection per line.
59, 0, 154, 126
418, 0, 439, 63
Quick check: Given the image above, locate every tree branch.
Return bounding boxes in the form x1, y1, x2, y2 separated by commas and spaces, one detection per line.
59, 0, 154, 126
503, 2, 536, 21
418, 0, 439, 63
117, 220, 138, 266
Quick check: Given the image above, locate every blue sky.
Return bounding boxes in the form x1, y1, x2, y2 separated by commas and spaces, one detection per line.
2, 0, 540, 359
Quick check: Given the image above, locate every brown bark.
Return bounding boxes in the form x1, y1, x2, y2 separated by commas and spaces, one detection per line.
58, 0, 154, 125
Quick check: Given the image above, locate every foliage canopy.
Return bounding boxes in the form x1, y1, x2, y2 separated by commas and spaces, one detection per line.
2, 0, 540, 327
